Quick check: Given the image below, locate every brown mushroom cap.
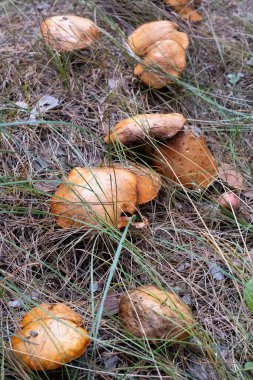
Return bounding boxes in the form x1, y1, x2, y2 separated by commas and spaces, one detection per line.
51, 166, 160, 229
128, 20, 179, 56
134, 39, 186, 89
11, 303, 90, 371
119, 285, 194, 341
40, 15, 99, 51
104, 113, 186, 145
153, 129, 218, 188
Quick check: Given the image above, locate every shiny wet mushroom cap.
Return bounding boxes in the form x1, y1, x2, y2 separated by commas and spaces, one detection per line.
153, 128, 218, 188
104, 113, 186, 144
119, 285, 194, 341
11, 303, 90, 371
40, 15, 99, 51
51, 166, 161, 229
128, 20, 188, 56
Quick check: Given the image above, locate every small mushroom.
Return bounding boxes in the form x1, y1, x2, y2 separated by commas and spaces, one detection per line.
134, 39, 187, 89
104, 113, 186, 144
164, 0, 203, 22
11, 303, 90, 371
128, 20, 189, 56
153, 128, 218, 188
40, 15, 99, 51
119, 285, 194, 341
217, 192, 241, 210
51, 166, 161, 229
128, 21, 189, 88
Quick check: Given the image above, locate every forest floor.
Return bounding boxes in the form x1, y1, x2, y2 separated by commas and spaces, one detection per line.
1, 0, 253, 379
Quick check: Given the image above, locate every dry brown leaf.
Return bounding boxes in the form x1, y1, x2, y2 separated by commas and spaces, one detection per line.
102, 294, 120, 316
243, 190, 253, 199
218, 164, 245, 190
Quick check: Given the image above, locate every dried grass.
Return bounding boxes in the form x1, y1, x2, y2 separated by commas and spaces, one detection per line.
1, 0, 253, 379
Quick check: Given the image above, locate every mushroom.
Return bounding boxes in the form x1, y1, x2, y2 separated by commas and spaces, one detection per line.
134, 39, 187, 89
40, 15, 99, 51
128, 21, 189, 88
104, 113, 186, 144
153, 128, 218, 188
11, 303, 90, 371
119, 285, 194, 341
217, 192, 241, 210
164, 0, 203, 22
51, 165, 161, 229
128, 20, 189, 56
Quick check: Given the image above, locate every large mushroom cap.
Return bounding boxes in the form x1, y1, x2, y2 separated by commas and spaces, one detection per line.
128, 20, 178, 56
11, 303, 90, 371
20, 303, 83, 327
40, 15, 99, 51
153, 129, 218, 188
51, 166, 160, 229
119, 285, 194, 341
104, 113, 186, 145
134, 39, 187, 89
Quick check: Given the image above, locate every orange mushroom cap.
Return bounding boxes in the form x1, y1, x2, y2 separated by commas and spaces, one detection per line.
20, 303, 82, 327
119, 285, 194, 341
128, 20, 179, 56
51, 166, 161, 229
11, 303, 90, 371
111, 162, 161, 204
175, 6, 203, 22
153, 128, 218, 188
40, 15, 99, 51
104, 113, 186, 144
134, 39, 186, 89
164, 1, 203, 22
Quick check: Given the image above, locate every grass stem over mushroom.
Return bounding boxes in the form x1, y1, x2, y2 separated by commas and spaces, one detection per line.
40, 15, 100, 52
51, 165, 161, 230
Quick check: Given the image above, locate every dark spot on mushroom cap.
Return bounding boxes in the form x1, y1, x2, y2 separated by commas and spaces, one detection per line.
62, 17, 68, 20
